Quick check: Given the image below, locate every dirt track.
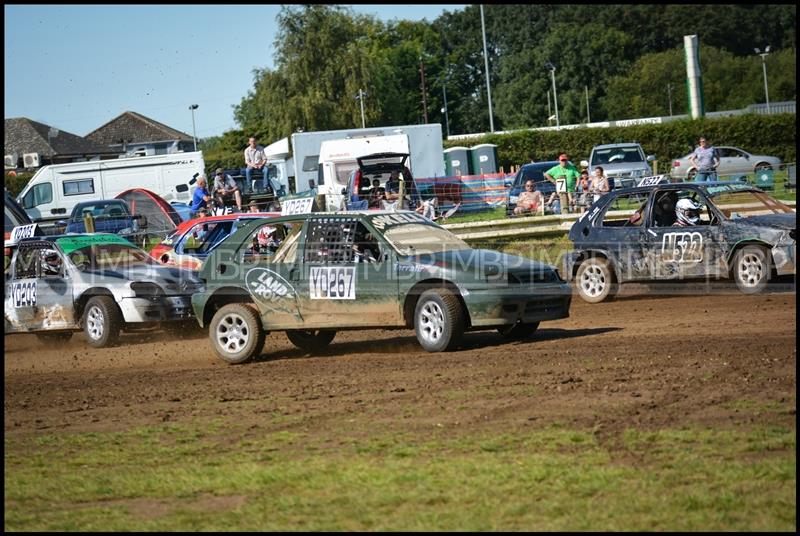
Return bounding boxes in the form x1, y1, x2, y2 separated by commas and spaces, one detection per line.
4, 291, 796, 445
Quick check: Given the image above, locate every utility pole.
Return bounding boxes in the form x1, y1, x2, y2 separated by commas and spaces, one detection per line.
754, 46, 771, 114
667, 83, 674, 116
546, 90, 552, 125
188, 104, 199, 151
419, 59, 428, 123
585, 85, 591, 124
545, 61, 559, 127
441, 79, 450, 138
355, 89, 367, 128
480, 4, 495, 132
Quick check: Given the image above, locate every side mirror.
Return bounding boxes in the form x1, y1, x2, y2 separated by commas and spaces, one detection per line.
176, 184, 189, 193
56, 220, 68, 228
646, 155, 656, 162
580, 160, 589, 168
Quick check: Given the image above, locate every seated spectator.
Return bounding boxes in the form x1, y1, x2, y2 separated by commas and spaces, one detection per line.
190, 175, 212, 218
367, 179, 385, 208
248, 200, 260, 213
213, 168, 243, 212
514, 180, 545, 215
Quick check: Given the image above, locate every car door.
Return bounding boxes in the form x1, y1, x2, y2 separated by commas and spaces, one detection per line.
5, 244, 76, 331
643, 188, 727, 280
239, 219, 306, 330
300, 216, 400, 328
593, 191, 653, 282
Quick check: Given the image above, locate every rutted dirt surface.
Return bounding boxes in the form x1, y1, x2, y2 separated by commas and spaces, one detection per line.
4, 292, 796, 445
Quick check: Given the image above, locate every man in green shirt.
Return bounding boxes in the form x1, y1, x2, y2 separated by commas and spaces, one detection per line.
544, 153, 581, 213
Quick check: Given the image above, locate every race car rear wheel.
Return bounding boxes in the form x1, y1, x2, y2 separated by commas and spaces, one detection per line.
575, 258, 616, 304
733, 245, 771, 294
83, 296, 122, 348
210, 304, 265, 364
35, 331, 73, 344
286, 329, 336, 353
414, 288, 465, 352
497, 321, 540, 340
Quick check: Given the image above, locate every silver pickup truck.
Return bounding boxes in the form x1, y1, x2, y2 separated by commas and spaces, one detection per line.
582, 143, 656, 189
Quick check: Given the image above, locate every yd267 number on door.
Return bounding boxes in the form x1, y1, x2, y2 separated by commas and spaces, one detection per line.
310, 267, 356, 300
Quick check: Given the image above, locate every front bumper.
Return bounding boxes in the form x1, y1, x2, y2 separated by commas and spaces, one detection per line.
461, 283, 571, 327
772, 242, 796, 276
118, 296, 195, 323
562, 251, 582, 282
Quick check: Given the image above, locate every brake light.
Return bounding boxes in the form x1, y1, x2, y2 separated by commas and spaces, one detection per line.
673, 161, 681, 167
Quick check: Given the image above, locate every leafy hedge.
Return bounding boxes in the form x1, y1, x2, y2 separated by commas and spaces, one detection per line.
4, 172, 34, 198
447, 113, 797, 173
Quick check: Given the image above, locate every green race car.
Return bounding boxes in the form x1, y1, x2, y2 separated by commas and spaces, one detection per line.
192, 210, 571, 364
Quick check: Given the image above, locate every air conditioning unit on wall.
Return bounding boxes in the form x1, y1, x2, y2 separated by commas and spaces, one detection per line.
4, 153, 18, 169
23, 152, 41, 168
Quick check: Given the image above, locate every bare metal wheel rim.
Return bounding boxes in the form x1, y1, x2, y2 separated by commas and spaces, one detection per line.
737, 252, 764, 288
215, 312, 251, 354
580, 265, 606, 297
419, 300, 445, 344
86, 305, 105, 340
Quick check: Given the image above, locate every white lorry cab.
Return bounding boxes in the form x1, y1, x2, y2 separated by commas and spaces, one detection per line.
316, 134, 410, 211
17, 152, 205, 228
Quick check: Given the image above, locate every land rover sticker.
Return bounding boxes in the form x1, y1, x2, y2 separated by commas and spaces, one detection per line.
12, 281, 37, 308
310, 267, 355, 300
246, 268, 295, 303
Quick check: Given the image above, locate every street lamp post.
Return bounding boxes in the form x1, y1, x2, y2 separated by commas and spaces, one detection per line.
754, 46, 771, 114
480, 4, 495, 132
355, 89, 367, 129
188, 104, 199, 151
441, 74, 451, 138
545, 61, 559, 127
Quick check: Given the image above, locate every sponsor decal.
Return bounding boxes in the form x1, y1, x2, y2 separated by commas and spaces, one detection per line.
281, 197, 314, 215
10, 224, 38, 243
395, 262, 434, 274
55, 234, 132, 254
246, 268, 295, 303
370, 212, 429, 231
310, 267, 356, 300
661, 232, 703, 263
12, 281, 37, 307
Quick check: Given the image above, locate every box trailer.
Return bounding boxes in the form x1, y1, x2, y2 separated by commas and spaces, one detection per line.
16, 151, 205, 227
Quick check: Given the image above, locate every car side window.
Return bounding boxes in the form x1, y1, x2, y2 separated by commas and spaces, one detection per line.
13, 247, 39, 279
243, 222, 302, 264
599, 193, 650, 227
304, 218, 359, 264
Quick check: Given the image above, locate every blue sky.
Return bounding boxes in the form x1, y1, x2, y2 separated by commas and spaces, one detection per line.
4, 4, 466, 140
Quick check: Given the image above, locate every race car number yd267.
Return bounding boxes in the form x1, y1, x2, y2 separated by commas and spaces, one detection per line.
310, 267, 356, 300
12, 281, 37, 307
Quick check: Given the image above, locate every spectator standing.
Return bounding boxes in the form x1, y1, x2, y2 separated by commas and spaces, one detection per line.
190, 175, 212, 217
575, 169, 592, 213
544, 154, 581, 213
213, 168, 243, 212
590, 166, 610, 203
689, 137, 720, 182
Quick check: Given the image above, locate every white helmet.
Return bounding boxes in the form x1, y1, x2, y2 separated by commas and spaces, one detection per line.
676, 198, 701, 225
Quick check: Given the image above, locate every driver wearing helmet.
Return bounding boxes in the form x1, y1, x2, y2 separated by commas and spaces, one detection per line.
675, 198, 701, 227
42, 250, 63, 275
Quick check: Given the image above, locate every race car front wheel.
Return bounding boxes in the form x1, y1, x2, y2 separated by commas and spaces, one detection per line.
733, 245, 771, 294
286, 329, 336, 353
83, 296, 122, 348
414, 288, 465, 352
576, 258, 616, 303
210, 304, 265, 364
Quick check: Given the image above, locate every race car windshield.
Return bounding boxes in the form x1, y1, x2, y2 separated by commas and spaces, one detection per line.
68, 244, 156, 271
381, 223, 470, 256
709, 190, 794, 219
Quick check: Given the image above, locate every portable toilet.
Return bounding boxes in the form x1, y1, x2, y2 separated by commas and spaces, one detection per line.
443, 146, 471, 176
469, 143, 499, 175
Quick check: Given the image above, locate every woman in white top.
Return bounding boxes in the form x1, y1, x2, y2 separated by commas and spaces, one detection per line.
590, 166, 610, 203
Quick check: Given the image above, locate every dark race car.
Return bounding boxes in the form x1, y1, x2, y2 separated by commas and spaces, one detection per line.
563, 181, 795, 302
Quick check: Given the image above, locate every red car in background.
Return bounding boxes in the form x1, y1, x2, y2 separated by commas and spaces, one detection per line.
150, 212, 279, 270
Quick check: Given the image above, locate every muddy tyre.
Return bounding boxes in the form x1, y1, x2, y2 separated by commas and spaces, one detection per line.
83, 296, 122, 348
286, 330, 336, 353
576, 258, 616, 304
497, 321, 540, 340
733, 245, 771, 294
414, 288, 465, 352
36, 331, 74, 344
210, 304, 265, 364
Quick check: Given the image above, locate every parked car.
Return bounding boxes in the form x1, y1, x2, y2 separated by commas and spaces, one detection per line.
505, 161, 558, 216
4, 231, 203, 347
192, 210, 572, 363
57, 199, 147, 243
563, 181, 796, 303
150, 212, 280, 270
670, 146, 782, 182
582, 143, 655, 190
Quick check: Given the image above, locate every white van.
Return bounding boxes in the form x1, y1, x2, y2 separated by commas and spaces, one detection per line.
17, 152, 205, 226
316, 134, 410, 211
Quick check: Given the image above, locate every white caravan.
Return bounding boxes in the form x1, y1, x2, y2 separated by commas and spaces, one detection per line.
16, 151, 205, 226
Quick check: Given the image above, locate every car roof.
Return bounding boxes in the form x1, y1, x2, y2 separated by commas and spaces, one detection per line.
592, 143, 643, 150
520, 160, 559, 171
174, 212, 281, 232
609, 180, 760, 196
